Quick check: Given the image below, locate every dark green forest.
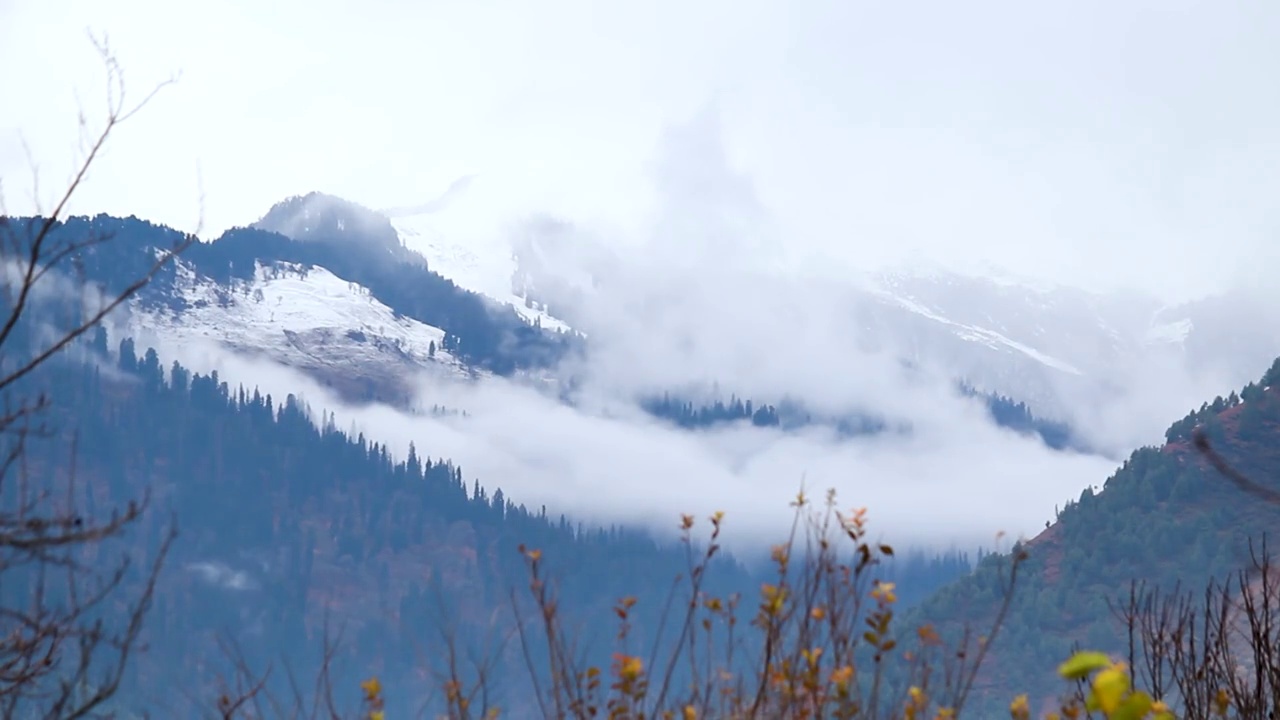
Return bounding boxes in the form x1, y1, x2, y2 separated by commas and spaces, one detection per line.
0, 324, 976, 716
642, 383, 1080, 451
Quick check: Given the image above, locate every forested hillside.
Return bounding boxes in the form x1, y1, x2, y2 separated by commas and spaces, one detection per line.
0, 328, 975, 716
908, 357, 1280, 714
4, 331, 718, 714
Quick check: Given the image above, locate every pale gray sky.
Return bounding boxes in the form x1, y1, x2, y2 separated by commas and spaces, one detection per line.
3, 0, 1279, 301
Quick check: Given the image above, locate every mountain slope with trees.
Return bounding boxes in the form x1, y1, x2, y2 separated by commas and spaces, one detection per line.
4, 208, 581, 376
6, 332, 977, 716
907, 357, 1280, 715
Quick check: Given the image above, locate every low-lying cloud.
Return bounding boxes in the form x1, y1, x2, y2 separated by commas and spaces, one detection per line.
129, 324, 1116, 561
118, 100, 1276, 561
500, 104, 1264, 458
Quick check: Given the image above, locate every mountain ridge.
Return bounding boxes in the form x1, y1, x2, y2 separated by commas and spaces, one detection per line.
10, 208, 1102, 454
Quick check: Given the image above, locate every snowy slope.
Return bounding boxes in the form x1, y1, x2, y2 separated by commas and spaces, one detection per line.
860, 277, 1085, 377
379, 178, 1194, 410
838, 266, 1192, 413
142, 184, 1273, 429
131, 259, 475, 402
379, 178, 1138, 390
1144, 317, 1194, 345
380, 177, 1254, 419
383, 177, 572, 332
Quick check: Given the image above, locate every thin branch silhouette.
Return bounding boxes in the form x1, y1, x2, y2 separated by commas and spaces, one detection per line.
1192, 426, 1280, 506
0, 32, 196, 719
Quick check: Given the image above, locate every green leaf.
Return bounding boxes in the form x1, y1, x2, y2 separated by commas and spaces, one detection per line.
1112, 691, 1154, 720
1058, 651, 1112, 680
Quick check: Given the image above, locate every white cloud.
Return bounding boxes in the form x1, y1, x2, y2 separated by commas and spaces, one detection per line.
127, 318, 1116, 559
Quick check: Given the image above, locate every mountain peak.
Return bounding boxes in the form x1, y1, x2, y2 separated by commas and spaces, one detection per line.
253, 192, 418, 265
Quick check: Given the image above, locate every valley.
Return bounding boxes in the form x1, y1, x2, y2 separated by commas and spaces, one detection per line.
4, 6, 1279, 717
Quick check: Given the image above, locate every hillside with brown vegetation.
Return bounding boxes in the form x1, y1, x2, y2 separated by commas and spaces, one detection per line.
907, 358, 1280, 714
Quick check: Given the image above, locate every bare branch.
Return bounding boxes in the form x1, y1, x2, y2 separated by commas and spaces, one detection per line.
1192, 427, 1280, 506
0, 33, 189, 720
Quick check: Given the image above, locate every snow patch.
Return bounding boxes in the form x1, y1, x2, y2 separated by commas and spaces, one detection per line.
863, 283, 1084, 376
384, 178, 572, 333
133, 260, 471, 379
1144, 318, 1193, 345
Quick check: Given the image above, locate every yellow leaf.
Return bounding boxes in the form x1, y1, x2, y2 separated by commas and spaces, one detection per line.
1009, 693, 1030, 720
1091, 664, 1131, 714
908, 686, 926, 708
871, 581, 897, 604
615, 654, 643, 681
1214, 688, 1231, 715
1057, 651, 1112, 680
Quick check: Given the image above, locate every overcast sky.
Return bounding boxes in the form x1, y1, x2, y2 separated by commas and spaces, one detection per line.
3, 0, 1280, 302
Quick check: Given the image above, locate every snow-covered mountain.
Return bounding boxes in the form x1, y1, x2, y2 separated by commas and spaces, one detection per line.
844, 269, 1150, 412
406, 181, 1266, 422
374, 179, 1129, 409
67, 185, 1275, 445
130, 258, 475, 405
48, 202, 573, 406
856, 267, 1280, 417
382, 178, 573, 332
